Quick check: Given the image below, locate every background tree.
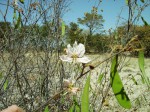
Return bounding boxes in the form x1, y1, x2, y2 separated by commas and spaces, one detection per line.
66, 22, 83, 44
77, 7, 104, 52
116, 24, 150, 57
134, 25, 150, 57
0, 21, 11, 48
78, 7, 104, 36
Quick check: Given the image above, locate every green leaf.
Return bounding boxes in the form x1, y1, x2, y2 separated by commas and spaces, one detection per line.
69, 97, 80, 112
69, 104, 80, 112
74, 98, 80, 112
140, 0, 144, 3
19, 0, 24, 4
61, 21, 65, 36
141, 16, 148, 26
138, 51, 145, 78
97, 73, 104, 84
75, 105, 80, 112
44, 106, 49, 112
138, 51, 150, 88
110, 55, 131, 109
4, 79, 8, 91
0, 72, 3, 79
15, 13, 21, 29
13, 10, 17, 21
81, 75, 90, 112
69, 103, 75, 112
125, 0, 129, 5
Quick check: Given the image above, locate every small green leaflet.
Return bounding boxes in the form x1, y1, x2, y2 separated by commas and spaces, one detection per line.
97, 73, 104, 84
69, 97, 80, 112
4, 79, 8, 91
81, 75, 90, 112
138, 51, 150, 88
75, 104, 80, 112
69, 103, 75, 112
19, 0, 24, 4
13, 10, 17, 21
110, 55, 131, 109
0, 72, 3, 79
141, 16, 148, 26
44, 106, 49, 112
69, 104, 80, 112
15, 13, 21, 29
61, 21, 65, 36
125, 0, 129, 5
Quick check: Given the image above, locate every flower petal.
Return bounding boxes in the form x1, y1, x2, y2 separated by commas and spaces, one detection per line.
67, 44, 73, 57
69, 87, 79, 94
63, 79, 71, 88
76, 43, 85, 57
60, 55, 73, 62
73, 41, 78, 48
77, 56, 91, 63
72, 41, 78, 54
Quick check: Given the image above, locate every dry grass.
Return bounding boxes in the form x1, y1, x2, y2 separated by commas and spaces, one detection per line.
0, 52, 150, 111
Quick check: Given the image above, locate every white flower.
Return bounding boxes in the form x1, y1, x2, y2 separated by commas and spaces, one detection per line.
63, 79, 73, 88
60, 41, 91, 63
63, 79, 79, 94
68, 87, 79, 94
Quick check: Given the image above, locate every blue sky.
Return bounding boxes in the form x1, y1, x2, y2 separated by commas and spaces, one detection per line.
63, 0, 150, 30
0, 0, 150, 31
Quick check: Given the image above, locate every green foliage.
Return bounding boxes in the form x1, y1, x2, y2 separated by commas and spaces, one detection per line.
4, 79, 8, 91
97, 73, 104, 84
78, 7, 104, 36
66, 22, 83, 44
135, 26, 150, 57
76, 7, 105, 53
44, 106, 49, 112
110, 55, 131, 109
116, 25, 150, 57
15, 13, 22, 29
141, 16, 148, 26
81, 75, 90, 112
140, 0, 145, 3
69, 104, 76, 112
61, 21, 65, 36
40, 23, 51, 37
125, 0, 129, 5
13, 10, 17, 21
138, 51, 150, 88
19, 0, 24, 4
0, 21, 11, 39
0, 72, 3, 79
69, 97, 80, 112
91, 34, 109, 53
